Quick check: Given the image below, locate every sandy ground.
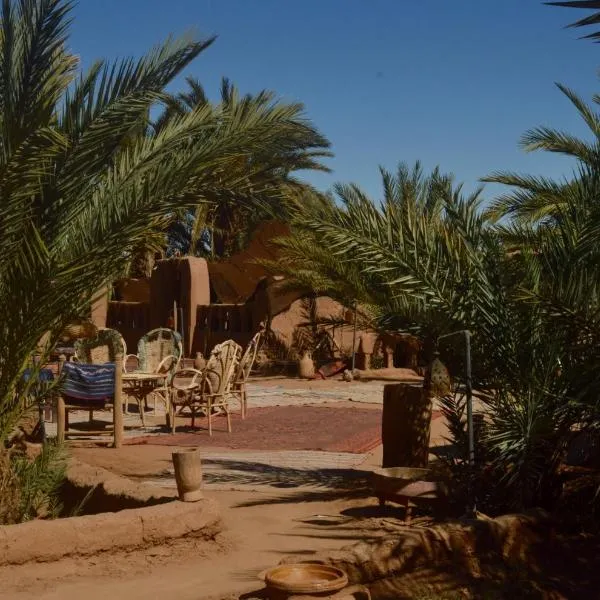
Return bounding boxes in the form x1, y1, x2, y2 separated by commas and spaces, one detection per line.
1, 377, 449, 600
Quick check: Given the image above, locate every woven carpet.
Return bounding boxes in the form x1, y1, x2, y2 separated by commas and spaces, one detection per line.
126, 405, 382, 453
126, 405, 442, 454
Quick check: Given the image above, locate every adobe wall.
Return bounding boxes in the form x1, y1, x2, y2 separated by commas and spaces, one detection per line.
0, 460, 221, 566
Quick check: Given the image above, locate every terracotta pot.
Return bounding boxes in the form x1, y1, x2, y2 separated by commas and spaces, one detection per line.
264, 563, 348, 595
298, 352, 315, 379
194, 352, 206, 370
171, 447, 203, 502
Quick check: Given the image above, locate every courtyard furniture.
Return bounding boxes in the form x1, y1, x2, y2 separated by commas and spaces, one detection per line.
169, 340, 241, 435
50, 346, 76, 373
56, 328, 125, 447
126, 327, 182, 415
122, 371, 168, 427
230, 331, 262, 419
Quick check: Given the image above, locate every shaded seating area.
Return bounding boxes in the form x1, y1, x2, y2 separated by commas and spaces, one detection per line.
48, 324, 263, 443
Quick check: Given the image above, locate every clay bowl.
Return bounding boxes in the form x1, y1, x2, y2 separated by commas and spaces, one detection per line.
264, 563, 348, 594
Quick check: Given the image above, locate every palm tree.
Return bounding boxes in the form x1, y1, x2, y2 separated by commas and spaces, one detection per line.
270, 162, 516, 377
0, 0, 330, 438
547, 1, 600, 41
483, 84, 600, 226
275, 159, 600, 509
155, 76, 332, 260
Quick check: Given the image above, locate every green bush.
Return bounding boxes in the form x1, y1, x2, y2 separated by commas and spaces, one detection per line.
0, 441, 68, 524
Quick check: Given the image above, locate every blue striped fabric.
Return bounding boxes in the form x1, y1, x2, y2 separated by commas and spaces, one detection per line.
23, 368, 54, 383
62, 362, 116, 403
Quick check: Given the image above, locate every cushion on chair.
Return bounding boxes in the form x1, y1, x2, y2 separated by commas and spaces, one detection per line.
62, 362, 116, 407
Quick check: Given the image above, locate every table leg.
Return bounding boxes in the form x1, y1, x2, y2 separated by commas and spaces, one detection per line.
139, 388, 146, 427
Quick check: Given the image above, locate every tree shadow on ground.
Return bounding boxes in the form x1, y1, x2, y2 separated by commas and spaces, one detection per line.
147, 457, 374, 505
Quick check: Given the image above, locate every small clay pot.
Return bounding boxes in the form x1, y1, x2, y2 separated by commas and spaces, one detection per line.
298, 352, 315, 379
171, 447, 203, 502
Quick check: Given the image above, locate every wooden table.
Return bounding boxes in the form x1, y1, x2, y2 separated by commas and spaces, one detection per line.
122, 372, 167, 427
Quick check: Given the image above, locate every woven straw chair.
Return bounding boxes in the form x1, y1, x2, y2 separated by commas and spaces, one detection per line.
57, 328, 125, 443
127, 328, 182, 415
229, 331, 262, 419
169, 340, 241, 435
73, 328, 127, 368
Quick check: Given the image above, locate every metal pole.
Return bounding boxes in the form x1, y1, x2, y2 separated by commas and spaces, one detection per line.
464, 330, 474, 467
113, 351, 124, 449
437, 329, 475, 514
351, 301, 358, 372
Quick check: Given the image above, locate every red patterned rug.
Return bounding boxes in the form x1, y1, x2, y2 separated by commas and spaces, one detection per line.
126, 405, 381, 453
126, 405, 442, 454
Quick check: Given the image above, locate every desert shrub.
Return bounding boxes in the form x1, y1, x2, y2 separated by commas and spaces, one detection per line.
11, 441, 68, 521
0, 448, 21, 525
370, 355, 385, 370
0, 441, 68, 524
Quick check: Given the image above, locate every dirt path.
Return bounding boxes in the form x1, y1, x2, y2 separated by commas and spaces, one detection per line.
2, 461, 404, 600
0, 380, 450, 600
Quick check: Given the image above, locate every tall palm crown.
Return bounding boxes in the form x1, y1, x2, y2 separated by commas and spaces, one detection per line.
0, 0, 330, 437
548, 1, 600, 41
160, 76, 331, 259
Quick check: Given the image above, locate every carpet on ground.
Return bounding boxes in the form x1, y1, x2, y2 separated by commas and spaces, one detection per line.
125, 405, 441, 454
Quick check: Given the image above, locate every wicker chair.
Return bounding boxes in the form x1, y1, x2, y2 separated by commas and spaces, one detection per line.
127, 328, 182, 415
169, 340, 241, 435
73, 328, 127, 369
229, 331, 262, 419
57, 328, 125, 444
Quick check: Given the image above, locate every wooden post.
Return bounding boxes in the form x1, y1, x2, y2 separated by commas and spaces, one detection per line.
113, 352, 124, 448
56, 396, 65, 444
382, 383, 433, 468
58, 353, 66, 375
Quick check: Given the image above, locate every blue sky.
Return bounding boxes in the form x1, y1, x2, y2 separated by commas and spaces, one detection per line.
70, 0, 600, 202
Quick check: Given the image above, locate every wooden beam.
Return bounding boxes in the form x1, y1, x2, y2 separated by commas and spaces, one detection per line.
113, 352, 123, 448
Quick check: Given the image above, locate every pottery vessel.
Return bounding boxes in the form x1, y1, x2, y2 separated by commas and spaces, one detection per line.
259, 563, 370, 599
298, 352, 315, 379
171, 447, 203, 501
264, 563, 348, 595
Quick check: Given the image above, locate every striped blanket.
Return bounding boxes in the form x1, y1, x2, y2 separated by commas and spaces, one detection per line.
22, 368, 54, 383
62, 362, 115, 404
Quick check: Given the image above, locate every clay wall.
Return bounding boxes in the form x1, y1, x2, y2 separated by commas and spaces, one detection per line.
106, 301, 150, 354
191, 303, 259, 357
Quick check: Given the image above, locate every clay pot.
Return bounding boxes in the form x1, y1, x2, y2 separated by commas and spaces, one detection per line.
171, 447, 203, 502
264, 563, 348, 595
194, 352, 206, 370
298, 352, 315, 379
